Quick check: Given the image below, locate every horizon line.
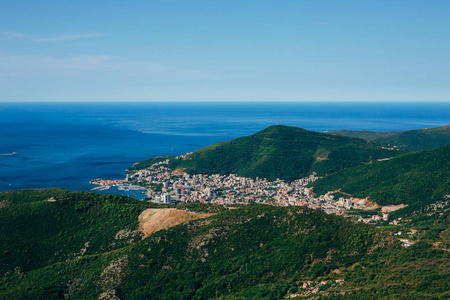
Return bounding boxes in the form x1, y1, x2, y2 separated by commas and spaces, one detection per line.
1, 100, 450, 104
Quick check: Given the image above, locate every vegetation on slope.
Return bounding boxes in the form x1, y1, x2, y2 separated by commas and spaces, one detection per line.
0, 192, 386, 299
0, 189, 448, 299
309, 145, 450, 214
323, 241, 450, 299
331, 124, 450, 151
118, 205, 384, 299
132, 125, 404, 181
0, 189, 150, 276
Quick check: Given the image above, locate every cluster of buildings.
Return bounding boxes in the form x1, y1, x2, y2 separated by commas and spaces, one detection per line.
125, 159, 372, 218
90, 156, 430, 253
121, 159, 418, 229
411, 196, 450, 217
357, 213, 390, 224
288, 279, 345, 298
126, 159, 321, 206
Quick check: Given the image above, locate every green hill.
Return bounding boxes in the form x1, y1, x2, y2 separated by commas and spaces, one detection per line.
309, 145, 450, 214
132, 125, 405, 181
331, 124, 450, 151
0, 189, 151, 277
1, 189, 449, 299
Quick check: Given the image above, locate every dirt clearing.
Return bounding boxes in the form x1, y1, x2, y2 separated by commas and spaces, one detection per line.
381, 204, 407, 213
138, 208, 214, 238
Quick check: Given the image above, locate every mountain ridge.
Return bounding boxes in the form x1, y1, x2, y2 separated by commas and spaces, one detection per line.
132, 125, 405, 181
330, 124, 450, 151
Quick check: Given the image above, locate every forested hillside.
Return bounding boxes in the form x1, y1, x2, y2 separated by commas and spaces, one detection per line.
1, 189, 448, 299
132, 125, 404, 181
0, 189, 150, 276
309, 145, 450, 214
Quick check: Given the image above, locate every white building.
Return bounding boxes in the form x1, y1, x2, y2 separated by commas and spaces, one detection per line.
162, 193, 171, 204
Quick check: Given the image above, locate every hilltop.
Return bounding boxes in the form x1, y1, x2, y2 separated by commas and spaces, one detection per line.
331, 124, 450, 151
132, 125, 405, 181
1, 189, 448, 299
309, 144, 450, 215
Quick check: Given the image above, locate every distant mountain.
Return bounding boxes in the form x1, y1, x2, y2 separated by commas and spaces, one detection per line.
132, 125, 405, 181
330, 124, 450, 151
309, 144, 450, 214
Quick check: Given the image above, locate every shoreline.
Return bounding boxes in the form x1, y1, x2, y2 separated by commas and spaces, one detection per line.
89, 178, 150, 200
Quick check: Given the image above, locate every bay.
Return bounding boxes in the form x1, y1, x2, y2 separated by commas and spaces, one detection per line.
0, 101, 449, 199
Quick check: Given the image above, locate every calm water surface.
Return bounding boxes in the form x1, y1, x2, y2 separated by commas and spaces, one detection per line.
1, 102, 448, 199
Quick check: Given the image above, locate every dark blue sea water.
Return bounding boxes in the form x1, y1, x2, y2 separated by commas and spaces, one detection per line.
1, 102, 449, 199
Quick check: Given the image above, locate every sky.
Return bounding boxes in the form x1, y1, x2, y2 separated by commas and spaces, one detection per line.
0, 0, 449, 102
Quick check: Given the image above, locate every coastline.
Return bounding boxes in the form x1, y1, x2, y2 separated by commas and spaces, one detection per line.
89, 178, 150, 200
2, 102, 449, 194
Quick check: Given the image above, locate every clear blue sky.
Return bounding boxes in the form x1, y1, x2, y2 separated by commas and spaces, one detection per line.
1, 0, 449, 102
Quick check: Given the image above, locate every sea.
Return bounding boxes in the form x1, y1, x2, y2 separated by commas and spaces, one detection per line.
1, 102, 449, 200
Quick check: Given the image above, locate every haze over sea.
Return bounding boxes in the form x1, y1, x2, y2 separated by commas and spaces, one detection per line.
1, 102, 449, 199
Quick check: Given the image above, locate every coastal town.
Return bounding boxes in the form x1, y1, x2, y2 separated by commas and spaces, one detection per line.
90, 157, 412, 231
